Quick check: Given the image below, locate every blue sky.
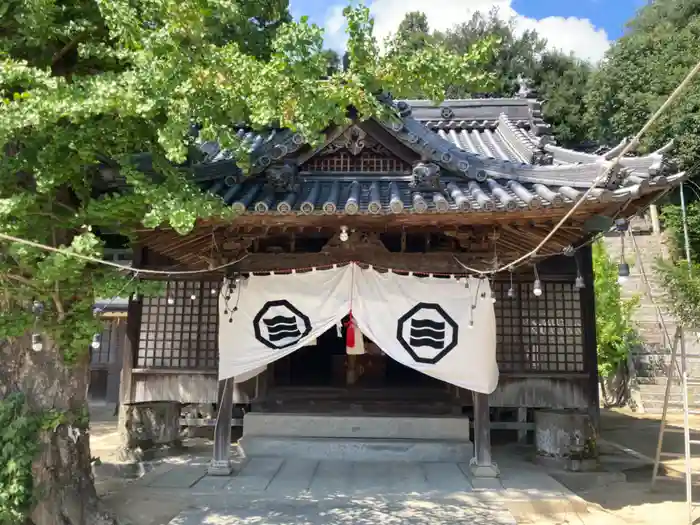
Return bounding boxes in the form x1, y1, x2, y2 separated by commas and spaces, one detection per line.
289, 0, 650, 62
511, 0, 647, 40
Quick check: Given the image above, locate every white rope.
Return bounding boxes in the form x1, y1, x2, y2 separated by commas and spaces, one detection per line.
0, 231, 248, 276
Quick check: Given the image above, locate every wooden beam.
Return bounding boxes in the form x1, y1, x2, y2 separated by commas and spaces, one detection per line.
136, 205, 601, 270
229, 251, 547, 273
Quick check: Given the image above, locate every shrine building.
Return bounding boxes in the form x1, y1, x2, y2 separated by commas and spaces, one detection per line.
114, 95, 686, 476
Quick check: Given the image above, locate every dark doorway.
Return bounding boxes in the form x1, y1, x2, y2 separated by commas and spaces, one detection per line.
266, 319, 452, 414
272, 318, 444, 390
385, 356, 442, 387
273, 328, 345, 387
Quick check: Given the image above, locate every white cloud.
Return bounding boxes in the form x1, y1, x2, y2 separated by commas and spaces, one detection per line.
322, 0, 610, 63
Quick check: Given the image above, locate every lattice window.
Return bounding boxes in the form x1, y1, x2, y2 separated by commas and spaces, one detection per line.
303, 150, 411, 173
137, 280, 219, 369
494, 280, 585, 373
91, 320, 120, 366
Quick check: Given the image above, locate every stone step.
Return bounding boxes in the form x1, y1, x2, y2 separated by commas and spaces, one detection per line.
634, 317, 673, 327
635, 332, 671, 345
635, 377, 665, 385
635, 360, 700, 368
638, 401, 700, 413
239, 436, 474, 462
243, 413, 471, 441
638, 395, 700, 406
635, 301, 670, 309
633, 313, 673, 324
261, 401, 456, 415
624, 287, 668, 299
638, 384, 700, 394
637, 373, 700, 384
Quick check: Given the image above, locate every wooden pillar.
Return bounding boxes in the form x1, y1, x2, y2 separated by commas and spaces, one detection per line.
105, 318, 124, 405
517, 407, 528, 443
580, 245, 601, 434
208, 377, 234, 476
649, 204, 661, 235
469, 391, 500, 478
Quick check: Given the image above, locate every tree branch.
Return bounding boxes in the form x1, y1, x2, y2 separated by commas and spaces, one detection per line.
3, 273, 36, 288
51, 291, 66, 322
50, 214, 65, 322
51, 32, 87, 67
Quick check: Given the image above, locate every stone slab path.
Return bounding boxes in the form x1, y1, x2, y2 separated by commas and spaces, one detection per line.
179, 457, 483, 496
167, 494, 515, 525
93, 408, 700, 525
125, 455, 588, 525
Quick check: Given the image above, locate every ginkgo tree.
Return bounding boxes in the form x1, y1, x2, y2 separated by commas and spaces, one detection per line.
0, 2, 495, 524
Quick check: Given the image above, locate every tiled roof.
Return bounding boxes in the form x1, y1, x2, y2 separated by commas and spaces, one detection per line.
202, 171, 684, 216
191, 97, 684, 216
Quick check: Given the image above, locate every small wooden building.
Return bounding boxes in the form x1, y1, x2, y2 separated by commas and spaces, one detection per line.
119, 96, 685, 473
88, 249, 132, 406
88, 300, 127, 405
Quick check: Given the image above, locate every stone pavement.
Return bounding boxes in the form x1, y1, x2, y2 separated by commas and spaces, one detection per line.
92, 406, 700, 525
167, 494, 514, 525
101, 449, 588, 525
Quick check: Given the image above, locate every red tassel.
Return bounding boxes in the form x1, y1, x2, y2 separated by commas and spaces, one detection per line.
345, 312, 356, 348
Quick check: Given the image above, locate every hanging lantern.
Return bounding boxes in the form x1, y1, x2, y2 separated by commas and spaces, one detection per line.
533, 279, 543, 297
532, 264, 543, 297
507, 268, 515, 299
618, 262, 631, 284
574, 251, 585, 290
615, 219, 630, 285
32, 301, 44, 317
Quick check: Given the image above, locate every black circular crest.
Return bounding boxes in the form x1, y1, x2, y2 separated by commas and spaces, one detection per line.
253, 299, 312, 350
396, 303, 459, 364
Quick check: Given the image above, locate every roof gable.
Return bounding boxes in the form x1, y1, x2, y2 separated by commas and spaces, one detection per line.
298, 123, 414, 174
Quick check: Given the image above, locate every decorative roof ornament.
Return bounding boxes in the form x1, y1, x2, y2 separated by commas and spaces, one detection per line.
410, 161, 443, 190
516, 75, 536, 99
602, 164, 630, 189
336, 125, 369, 156
375, 91, 394, 105
265, 162, 299, 193
440, 107, 455, 120
651, 156, 678, 177
531, 135, 554, 166
396, 100, 413, 118
531, 150, 554, 166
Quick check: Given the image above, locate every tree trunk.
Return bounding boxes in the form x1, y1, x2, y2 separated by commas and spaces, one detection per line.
0, 334, 118, 525
599, 362, 630, 408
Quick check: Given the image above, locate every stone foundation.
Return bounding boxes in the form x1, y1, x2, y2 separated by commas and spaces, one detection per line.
534, 409, 597, 471
117, 401, 182, 461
